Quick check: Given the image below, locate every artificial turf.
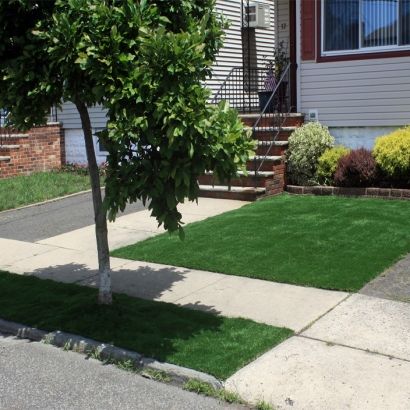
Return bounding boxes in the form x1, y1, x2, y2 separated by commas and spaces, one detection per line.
0, 271, 293, 380
111, 194, 410, 292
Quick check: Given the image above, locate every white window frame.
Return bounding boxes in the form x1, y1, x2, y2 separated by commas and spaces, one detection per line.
93, 129, 108, 156
321, 0, 410, 57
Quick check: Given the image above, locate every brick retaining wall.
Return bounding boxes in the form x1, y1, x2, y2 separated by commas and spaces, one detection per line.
286, 185, 410, 200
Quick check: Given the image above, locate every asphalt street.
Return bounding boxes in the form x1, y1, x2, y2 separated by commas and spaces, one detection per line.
0, 191, 147, 243
0, 333, 247, 410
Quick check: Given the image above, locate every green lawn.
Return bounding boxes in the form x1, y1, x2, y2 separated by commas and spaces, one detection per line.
0, 271, 292, 380
0, 172, 94, 211
111, 194, 410, 292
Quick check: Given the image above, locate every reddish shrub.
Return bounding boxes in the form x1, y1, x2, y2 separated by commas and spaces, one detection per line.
333, 148, 380, 187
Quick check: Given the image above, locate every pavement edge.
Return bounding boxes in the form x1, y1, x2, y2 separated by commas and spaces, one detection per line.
0, 318, 222, 389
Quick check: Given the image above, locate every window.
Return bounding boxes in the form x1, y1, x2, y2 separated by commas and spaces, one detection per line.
322, 0, 410, 55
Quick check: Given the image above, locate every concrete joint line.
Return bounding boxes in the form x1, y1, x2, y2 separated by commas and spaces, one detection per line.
172, 276, 228, 304
296, 293, 352, 334
296, 334, 410, 363
0, 318, 222, 390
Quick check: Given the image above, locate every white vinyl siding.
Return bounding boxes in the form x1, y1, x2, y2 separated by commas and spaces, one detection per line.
299, 57, 410, 127
276, 0, 290, 51
207, 0, 276, 97
58, 102, 108, 129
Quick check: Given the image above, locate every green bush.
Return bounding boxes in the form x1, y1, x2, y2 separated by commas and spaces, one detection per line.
286, 121, 334, 186
373, 126, 410, 184
316, 146, 350, 185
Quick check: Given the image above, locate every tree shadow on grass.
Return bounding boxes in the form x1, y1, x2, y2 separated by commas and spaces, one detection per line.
2, 263, 227, 366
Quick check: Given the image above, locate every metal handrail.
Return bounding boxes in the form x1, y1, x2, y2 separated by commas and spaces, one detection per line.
210, 67, 237, 105
252, 63, 293, 187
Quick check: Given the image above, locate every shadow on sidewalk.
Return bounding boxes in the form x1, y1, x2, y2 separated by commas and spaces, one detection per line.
23, 261, 222, 315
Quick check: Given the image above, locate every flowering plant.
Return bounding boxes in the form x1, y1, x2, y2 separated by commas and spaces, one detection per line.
263, 41, 290, 83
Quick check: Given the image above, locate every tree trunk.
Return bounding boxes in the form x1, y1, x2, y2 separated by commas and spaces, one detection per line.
75, 101, 112, 305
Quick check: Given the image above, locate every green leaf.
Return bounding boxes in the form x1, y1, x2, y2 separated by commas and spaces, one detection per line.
167, 194, 176, 210
178, 226, 185, 241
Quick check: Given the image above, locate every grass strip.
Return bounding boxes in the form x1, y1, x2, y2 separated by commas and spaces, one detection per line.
111, 194, 410, 292
0, 172, 95, 211
0, 271, 293, 380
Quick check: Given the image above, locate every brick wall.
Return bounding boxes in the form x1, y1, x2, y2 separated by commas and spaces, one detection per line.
0, 122, 65, 179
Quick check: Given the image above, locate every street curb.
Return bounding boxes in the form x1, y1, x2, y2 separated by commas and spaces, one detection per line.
0, 318, 222, 390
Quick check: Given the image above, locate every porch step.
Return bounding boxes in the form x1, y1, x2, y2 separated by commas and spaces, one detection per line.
198, 170, 275, 188
256, 141, 288, 156
249, 155, 282, 161
258, 141, 288, 146
198, 185, 266, 201
239, 112, 306, 128
0, 145, 20, 150
245, 126, 296, 133
198, 113, 304, 202
2, 134, 29, 139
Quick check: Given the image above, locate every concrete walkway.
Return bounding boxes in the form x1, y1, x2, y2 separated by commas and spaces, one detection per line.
1, 197, 409, 409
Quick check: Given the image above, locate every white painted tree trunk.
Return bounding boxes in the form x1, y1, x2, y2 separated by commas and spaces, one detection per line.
75, 101, 112, 305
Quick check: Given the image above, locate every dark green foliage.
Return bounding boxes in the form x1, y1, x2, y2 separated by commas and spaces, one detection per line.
112, 194, 410, 292
0, 271, 292, 379
0, 0, 255, 236
333, 147, 380, 187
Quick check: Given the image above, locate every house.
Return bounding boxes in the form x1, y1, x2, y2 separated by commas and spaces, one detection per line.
5, 1, 404, 195
60, 0, 410, 165
278, 0, 410, 149
59, 0, 277, 165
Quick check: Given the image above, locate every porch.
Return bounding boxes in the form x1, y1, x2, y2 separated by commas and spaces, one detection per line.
198, 0, 305, 200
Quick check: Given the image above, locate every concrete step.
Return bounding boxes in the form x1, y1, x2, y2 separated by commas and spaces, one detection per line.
1, 134, 29, 139
198, 170, 275, 188
245, 126, 296, 133
256, 141, 288, 156
0, 145, 20, 150
247, 155, 284, 172
198, 185, 266, 201
240, 112, 306, 128
246, 127, 295, 142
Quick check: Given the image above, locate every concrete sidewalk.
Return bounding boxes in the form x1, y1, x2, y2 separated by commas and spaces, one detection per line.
1, 197, 410, 409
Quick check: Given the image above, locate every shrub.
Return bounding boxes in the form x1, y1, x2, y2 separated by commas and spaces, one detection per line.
286, 121, 334, 186
316, 145, 351, 185
373, 126, 410, 185
52, 162, 107, 177
333, 147, 379, 187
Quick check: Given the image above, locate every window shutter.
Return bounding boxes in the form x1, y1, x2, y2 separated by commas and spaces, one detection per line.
301, 0, 316, 60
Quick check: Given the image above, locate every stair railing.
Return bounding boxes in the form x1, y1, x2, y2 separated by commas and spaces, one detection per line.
210, 67, 270, 114
251, 63, 293, 188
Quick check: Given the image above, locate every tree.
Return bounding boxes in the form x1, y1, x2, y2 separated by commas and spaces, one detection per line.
0, 0, 255, 304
